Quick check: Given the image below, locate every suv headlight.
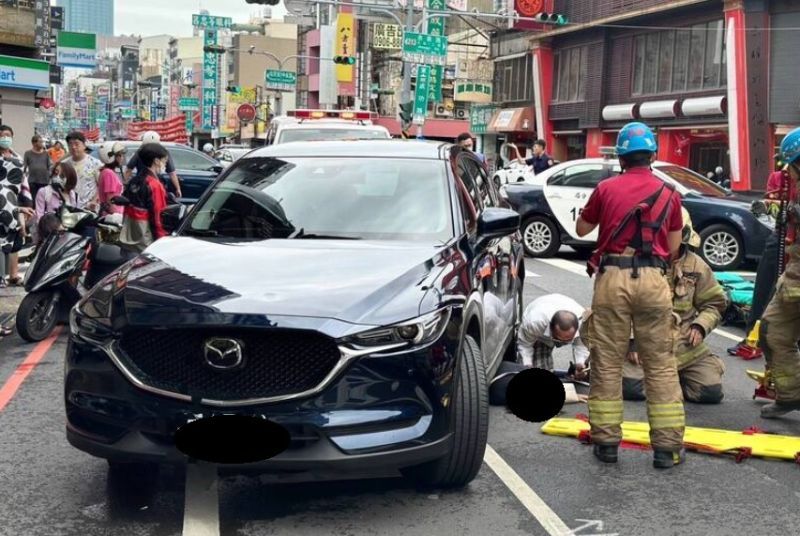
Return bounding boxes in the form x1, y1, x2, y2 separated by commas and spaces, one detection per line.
69, 307, 114, 345
347, 308, 452, 352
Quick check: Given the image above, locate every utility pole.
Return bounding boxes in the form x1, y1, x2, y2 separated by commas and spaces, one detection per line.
399, 0, 414, 138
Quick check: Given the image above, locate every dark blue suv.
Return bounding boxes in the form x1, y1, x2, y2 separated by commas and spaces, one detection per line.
65, 140, 524, 489
89, 142, 223, 203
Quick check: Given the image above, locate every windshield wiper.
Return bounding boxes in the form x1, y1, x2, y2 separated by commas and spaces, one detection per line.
289, 228, 361, 240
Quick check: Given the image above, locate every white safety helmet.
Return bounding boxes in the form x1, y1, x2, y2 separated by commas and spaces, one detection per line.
141, 131, 161, 144
98, 141, 126, 165
203, 143, 214, 154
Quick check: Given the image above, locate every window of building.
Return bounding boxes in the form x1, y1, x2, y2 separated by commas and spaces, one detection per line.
552, 46, 588, 103
493, 54, 532, 104
632, 20, 726, 96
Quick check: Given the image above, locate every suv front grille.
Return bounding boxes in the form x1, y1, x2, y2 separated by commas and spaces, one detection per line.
117, 328, 341, 401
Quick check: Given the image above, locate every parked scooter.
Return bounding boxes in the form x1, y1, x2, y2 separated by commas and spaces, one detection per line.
16, 204, 132, 342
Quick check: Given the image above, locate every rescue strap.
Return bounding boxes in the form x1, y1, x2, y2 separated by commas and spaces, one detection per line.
587, 181, 676, 278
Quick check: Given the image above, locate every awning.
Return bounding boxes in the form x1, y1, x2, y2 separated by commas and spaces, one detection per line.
639, 100, 679, 119
681, 96, 727, 117
487, 106, 535, 133
372, 117, 470, 139
602, 103, 638, 121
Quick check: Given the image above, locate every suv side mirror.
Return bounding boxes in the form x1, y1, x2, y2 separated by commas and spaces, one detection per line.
476, 207, 520, 248
161, 203, 187, 234
210, 164, 224, 173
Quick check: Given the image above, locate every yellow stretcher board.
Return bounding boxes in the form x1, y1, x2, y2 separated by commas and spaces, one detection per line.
541, 418, 800, 462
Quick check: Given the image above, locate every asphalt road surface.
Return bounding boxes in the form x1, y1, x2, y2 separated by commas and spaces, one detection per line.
1, 253, 798, 536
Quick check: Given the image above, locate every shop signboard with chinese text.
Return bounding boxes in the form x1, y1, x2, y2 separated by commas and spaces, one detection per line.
372, 23, 402, 50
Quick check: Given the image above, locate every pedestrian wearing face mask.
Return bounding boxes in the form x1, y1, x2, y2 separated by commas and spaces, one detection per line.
35, 162, 79, 219
517, 293, 590, 374
119, 143, 170, 253
0, 124, 34, 287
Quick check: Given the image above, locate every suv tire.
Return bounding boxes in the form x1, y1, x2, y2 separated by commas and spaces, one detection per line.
404, 334, 488, 488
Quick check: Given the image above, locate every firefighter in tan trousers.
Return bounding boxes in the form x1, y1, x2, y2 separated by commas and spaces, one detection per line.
576, 122, 686, 469
759, 127, 800, 419
623, 208, 728, 403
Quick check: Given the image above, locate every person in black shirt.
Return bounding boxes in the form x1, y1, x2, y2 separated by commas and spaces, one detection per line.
518, 139, 555, 175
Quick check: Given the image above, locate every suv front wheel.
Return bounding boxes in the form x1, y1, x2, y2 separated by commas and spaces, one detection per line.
404, 334, 488, 488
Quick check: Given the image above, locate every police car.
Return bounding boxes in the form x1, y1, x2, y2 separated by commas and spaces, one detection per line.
500, 151, 773, 271
264, 110, 391, 145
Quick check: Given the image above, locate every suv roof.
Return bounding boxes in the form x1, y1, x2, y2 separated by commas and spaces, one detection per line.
248, 140, 451, 160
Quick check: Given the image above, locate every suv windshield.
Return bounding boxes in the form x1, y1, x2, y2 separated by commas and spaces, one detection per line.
655, 165, 728, 198
277, 128, 389, 143
183, 157, 453, 242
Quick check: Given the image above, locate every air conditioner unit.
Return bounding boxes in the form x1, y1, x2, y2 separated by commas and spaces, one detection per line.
455, 109, 467, 120
435, 104, 453, 117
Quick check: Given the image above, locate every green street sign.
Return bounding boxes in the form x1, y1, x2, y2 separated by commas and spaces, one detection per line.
192, 14, 232, 29
413, 65, 431, 125
120, 108, 136, 119
265, 69, 297, 92
427, 0, 445, 103
402, 32, 447, 67
179, 97, 200, 111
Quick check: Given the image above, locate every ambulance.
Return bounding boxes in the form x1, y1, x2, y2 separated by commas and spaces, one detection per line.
263, 110, 391, 145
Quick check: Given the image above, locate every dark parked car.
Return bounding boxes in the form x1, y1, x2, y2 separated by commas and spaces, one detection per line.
500, 157, 773, 271
88, 141, 223, 203
65, 140, 524, 489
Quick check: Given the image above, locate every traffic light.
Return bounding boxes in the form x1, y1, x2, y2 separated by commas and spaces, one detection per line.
398, 101, 413, 130
226, 86, 241, 94
203, 44, 226, 54
535, 12, 569, 26
333, 55, 356, 65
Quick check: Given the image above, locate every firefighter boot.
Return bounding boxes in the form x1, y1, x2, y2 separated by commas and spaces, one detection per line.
653, 448, 686, 469
593, 444, 618, 464
760, 400, 800, 419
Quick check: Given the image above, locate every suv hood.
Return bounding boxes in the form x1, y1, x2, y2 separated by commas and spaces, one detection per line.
118, 237, 448, 327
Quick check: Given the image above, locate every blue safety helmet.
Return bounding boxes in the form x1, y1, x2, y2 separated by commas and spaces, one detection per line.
616, 122, 658, 156
779, 127, 800, 165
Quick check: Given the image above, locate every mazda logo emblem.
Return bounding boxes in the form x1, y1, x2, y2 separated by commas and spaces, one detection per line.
203, 338, 245, 370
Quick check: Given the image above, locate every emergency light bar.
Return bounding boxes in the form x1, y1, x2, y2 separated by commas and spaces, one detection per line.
288, 109, 376, 120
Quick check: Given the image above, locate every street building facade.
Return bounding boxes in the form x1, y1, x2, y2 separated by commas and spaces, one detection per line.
523, 0, 796, 192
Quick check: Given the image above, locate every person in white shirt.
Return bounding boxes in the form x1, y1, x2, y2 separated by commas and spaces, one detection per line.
517, 293, 589, 373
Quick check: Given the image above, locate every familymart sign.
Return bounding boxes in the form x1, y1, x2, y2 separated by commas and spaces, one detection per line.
0, 55, 49, 91
57, 31, 97, 69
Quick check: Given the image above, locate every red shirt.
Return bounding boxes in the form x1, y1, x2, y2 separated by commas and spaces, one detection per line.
580, 167, 683, 260
766, 170, 798, 201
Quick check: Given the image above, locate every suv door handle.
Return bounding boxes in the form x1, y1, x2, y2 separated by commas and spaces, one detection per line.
549, 194, 562, 199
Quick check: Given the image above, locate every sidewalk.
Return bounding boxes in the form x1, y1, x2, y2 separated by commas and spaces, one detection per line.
0, 284, 25, 329
1, 256, 30, 329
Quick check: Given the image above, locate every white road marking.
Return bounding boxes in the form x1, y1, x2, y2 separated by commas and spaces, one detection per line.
535, 258, 589, 277
484, 444, 572, 536
183, 463, 220, 536
526, 271, 542, 277
712, 328, 745, 343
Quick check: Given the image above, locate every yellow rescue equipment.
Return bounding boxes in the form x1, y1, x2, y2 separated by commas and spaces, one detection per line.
542, 417, 800, 463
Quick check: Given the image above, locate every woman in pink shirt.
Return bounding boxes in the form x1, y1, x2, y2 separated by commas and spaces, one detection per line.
97, 141, 127, 216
